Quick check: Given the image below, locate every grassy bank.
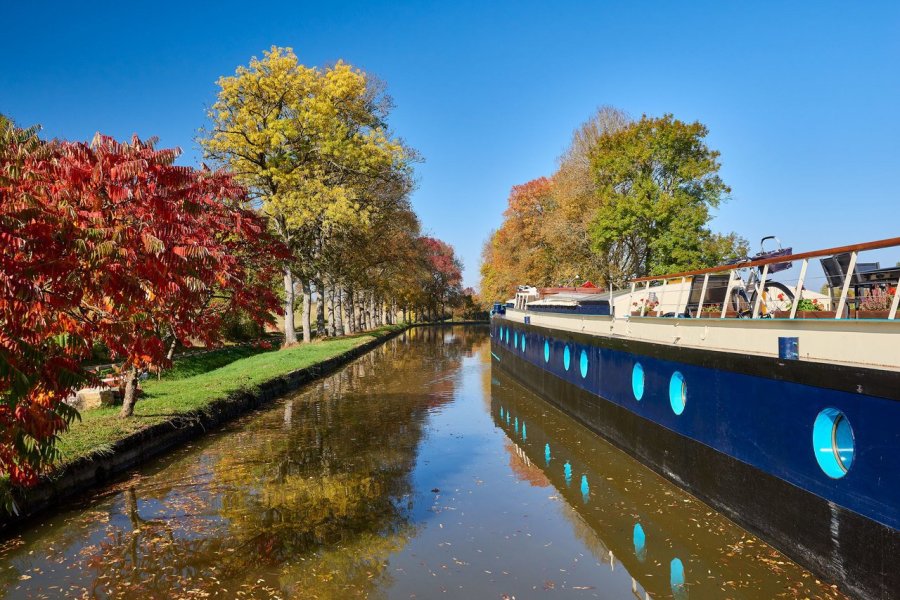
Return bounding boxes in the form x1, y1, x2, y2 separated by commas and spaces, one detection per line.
56, 326, 404, 466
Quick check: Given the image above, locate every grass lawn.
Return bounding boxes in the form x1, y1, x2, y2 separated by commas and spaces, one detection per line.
55, 326, 402, 467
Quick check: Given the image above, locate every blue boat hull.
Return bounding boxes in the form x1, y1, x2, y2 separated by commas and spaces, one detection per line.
491, 318, 899, 600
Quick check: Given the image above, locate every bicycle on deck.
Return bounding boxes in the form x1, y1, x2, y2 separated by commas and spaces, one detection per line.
728, 236, 795, 318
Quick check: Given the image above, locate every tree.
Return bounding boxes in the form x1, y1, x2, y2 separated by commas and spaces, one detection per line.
202, 46, 411, 345
44, 134, 281, 417
479, 108, 747, 302
544, 106, 631, 285
0, 120, 83, 496
418, 237, 463, 320
588, 114, 741, 283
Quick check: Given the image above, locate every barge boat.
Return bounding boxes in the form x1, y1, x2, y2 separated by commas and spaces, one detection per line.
490, 237, 900, 599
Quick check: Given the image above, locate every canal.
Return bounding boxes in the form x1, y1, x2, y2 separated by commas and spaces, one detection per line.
0, 327, 845, 599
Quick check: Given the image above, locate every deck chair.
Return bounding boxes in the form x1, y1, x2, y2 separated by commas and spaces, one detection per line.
683, 274, 733, 317
820, 253, 880, 308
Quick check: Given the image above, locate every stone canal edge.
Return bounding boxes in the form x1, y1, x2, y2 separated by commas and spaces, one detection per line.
0, 323, 482, 535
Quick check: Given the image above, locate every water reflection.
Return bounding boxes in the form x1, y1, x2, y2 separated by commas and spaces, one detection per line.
0, 327, 846, 599
492, 370, 848, 599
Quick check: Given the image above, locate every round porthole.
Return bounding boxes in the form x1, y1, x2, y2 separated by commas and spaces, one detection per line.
543, 340, 550, 363
514, 331, 518, 348
669, 371, 686, 415
632, 362, 645, 401
579, 349, 588, 379
505, 328, 509, 345
521, 334, 526, 352
563, 345, 571, 371
813, 408, 855, 478
499, 327, 504, 342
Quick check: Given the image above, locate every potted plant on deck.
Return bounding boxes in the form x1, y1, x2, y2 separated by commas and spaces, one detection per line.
851, 289, 896, 319
774, 298, 836, 319
630, 298, 660, 317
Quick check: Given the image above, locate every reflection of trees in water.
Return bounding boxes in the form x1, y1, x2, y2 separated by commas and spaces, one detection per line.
1, 328, 479, 599
505, 440, 550, 488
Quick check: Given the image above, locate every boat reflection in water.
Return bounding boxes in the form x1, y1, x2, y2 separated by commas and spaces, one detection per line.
491, 368, 840, 599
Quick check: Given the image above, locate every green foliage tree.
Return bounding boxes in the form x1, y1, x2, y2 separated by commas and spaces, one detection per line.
588, 114, 742, 283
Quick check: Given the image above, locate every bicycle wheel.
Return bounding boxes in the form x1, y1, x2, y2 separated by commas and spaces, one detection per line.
752, 281, 794, 315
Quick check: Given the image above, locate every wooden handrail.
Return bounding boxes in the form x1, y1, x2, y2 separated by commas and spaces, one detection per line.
630, 236, 900, 283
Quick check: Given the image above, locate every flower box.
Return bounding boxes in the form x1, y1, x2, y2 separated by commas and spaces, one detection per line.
772, 310, 837, 319
698, 311, 741, 318
850, 310, 892, 320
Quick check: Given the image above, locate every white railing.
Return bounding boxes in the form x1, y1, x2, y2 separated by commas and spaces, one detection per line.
624, 237, 900, 321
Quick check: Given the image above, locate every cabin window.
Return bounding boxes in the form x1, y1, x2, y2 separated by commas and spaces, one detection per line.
544, 340, 550, 363
563, 345, 571, 371
579, 349, 588, 378
521, 333, 526, 352
514, 331, 518, 348
813, 408, 855, 478
669, 371, 686, 415
632, 362, 645, 401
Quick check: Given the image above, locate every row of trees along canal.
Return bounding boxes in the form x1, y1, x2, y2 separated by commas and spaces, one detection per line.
480, 106, 750, 302
0, 47, 467, 493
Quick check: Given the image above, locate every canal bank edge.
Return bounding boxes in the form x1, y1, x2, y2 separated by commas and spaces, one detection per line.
0, 325, 424, 535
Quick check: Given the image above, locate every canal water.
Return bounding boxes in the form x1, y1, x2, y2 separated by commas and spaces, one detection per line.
0, 327, 845, 599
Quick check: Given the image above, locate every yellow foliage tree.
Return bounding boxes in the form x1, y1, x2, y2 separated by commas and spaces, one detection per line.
202, 47, 409, 344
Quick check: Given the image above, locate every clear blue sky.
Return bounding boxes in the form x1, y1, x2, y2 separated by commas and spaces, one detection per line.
2, 1, 898, 287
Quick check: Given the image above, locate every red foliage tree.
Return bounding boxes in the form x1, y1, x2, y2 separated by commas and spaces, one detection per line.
419, 236, 463, 319
0, 124, 281, 494
52, 134, 282, 417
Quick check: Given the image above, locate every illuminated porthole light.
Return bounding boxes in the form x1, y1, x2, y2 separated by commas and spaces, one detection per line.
505, 328, 509, 345
633, 523, 646, 561
563, 345, 571, 371
544, 340, 550, 363
632, 362, 645, 401
514, 331, 518, 348
521, 334, 526, 352
579, 349, 588, 379
669, 371, 686, 415
813, 408, 855, 478
499, 327, 504, 343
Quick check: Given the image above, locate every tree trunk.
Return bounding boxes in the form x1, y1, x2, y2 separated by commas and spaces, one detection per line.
335, 285, 345, 336
119, 367, 139, 418
301, 280, 312, 343
315, 276, 326, 337
402, 305, 407, 323
346, 288, 355, 334
283, 265, 298, 346
165, 336, 178, 362
359, 292, 367, 331
328, 285, 337, 336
